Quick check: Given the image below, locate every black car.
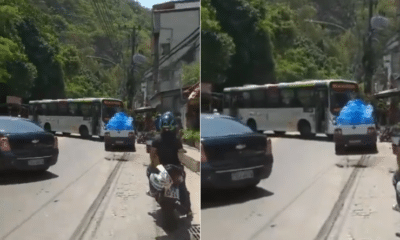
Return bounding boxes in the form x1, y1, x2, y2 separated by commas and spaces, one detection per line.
201, 114, 273, 189
0, 117, 59, 172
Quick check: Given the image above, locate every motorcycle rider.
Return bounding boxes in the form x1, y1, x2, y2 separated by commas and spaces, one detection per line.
146, 111, 192, 217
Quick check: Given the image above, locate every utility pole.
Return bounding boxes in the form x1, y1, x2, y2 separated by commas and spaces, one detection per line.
127, 27, 137, 110
363, 0, 375, 95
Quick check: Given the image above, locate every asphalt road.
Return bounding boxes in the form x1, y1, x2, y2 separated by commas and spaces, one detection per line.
201, 133, 380, 240
0, 134, 199, 240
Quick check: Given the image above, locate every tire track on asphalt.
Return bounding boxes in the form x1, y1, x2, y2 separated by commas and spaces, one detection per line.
87, 154, 126, 240
313, 155, 367, 240
69, 153, 128, 240
249, 163, 335, 240
0, 159, 104, 240
331, 156, 367, 240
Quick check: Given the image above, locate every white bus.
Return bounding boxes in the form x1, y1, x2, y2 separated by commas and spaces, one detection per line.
28, 98, 124, 138
223, 79, 359, 138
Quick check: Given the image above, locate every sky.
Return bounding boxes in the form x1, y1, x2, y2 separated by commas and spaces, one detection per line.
138, 0, 170, 9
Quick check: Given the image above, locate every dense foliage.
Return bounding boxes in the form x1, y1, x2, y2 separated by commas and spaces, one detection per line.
202, 0, 398, 91
0, 0, 152, 103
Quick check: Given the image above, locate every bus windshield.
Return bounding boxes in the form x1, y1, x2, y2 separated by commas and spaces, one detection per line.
102, 100, 124, 122
330, 83, 359, 115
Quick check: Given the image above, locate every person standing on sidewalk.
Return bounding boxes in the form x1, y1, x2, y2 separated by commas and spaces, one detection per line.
147, 111, 192, 217
393, 141, 400, 212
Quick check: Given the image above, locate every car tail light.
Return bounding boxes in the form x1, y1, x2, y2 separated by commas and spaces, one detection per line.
128, 132, 134, 137
266, 138, 272, 155
53, 136, 58, 149
201, 144, 207, 163
367, 127, 376, 134
0, 137, 11, 152
334, 129, 342, 135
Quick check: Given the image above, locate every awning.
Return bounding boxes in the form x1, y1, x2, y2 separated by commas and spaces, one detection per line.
374, 88, 400, 98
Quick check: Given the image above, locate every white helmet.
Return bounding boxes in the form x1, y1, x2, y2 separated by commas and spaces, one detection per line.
149, 165, 173, 191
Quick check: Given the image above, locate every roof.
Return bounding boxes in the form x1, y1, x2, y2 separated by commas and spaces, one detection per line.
184, 82, 200, 100
224, 79, 357, 92
29, 98, 123, 104
374, 88, 400, 98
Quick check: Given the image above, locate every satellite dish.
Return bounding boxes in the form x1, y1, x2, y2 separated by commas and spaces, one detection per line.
371, 16, 389, 30
133, 54, 147, 65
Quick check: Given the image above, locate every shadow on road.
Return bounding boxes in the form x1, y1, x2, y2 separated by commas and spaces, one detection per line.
266, 133, 332, 142
0, 170, 58, 185
148, 208, 193, 240
55, 133, 103, 142
335, 146, 378, 156
201, 187, 274, 209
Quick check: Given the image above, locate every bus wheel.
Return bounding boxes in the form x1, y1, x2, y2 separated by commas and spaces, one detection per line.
299, 121, 312, 138
44, 123, 51, 133
247, 120, 257, 132
327, 134, 334, 141
80, 126, 90, 139
274, 131, 286, 135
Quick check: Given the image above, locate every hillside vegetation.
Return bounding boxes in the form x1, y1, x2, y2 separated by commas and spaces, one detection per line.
202, 0, 398, 91
0, 0, 152, 103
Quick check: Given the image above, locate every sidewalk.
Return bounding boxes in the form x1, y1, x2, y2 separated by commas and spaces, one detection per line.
181, 144, 200, 173
82, 145, 200, 240
328, 142, 400, 239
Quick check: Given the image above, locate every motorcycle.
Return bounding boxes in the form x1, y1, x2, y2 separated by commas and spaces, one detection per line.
147, 164, 190, 230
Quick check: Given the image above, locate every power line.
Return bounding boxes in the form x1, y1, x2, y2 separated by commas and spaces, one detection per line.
98, 0, 116, 33
90, 0, 114, 48
159, 32, 199, 67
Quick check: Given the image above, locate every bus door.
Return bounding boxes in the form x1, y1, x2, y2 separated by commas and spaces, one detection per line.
315, 87, 328, 133
91, 102, 101, 136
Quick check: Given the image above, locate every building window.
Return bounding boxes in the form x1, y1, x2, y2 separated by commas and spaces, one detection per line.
161, 43, 170, 55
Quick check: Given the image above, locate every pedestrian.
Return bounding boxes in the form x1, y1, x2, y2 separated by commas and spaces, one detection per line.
393, 143, 400, 212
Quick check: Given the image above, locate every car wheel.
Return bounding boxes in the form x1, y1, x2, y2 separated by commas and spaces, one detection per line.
105, 144, 112, 152
247, 120, 257, 132
335, 144, 345, 154
371, 143, 378, 152
44, 123, 51, 133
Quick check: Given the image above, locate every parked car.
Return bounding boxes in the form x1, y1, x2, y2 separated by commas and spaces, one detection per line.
201, 114, 273, 189
104, 129, 136, 152
0, 116, 59, 172
333, 122, 377, 153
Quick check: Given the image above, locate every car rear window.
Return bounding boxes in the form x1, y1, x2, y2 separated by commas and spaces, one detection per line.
201, 116, 253, 138
0, 119, 44, 133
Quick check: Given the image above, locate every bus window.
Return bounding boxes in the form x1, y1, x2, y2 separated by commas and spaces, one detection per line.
298, 89, 315, 108
59, 102, 69, 116
250, 89, 266, 108
266, 88, 280, 108
81, 103, 92, 118
40, 104, 48, 116
281, 89, 295, 107
68, 103, 79, 116
224, 93, 231, 109
48, 103, 57, 116
242, 91, 251, 108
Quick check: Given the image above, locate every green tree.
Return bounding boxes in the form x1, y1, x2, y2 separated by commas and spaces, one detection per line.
181, 61, 200, 86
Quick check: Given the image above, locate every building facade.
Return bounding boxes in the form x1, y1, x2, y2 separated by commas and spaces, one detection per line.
143, 0, 200, 119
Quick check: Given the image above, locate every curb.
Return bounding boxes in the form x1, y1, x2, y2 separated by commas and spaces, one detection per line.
182, 153, 200, 173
